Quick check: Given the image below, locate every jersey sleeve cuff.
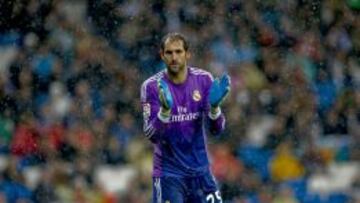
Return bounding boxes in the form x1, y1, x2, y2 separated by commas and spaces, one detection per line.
157, 110, 171, 123
208, 108, 222, 120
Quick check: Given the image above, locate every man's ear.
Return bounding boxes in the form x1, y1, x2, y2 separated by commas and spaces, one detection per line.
186, 51, 191, 60
159, 50, 164, 60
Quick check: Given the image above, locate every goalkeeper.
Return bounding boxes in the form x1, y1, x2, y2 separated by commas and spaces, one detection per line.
140, 32, 230, 203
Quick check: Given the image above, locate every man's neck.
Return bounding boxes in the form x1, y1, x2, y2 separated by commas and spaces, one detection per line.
167, 66, 188, 84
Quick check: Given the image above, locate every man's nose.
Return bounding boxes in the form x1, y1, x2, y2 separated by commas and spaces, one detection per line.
171, 53, 177, 60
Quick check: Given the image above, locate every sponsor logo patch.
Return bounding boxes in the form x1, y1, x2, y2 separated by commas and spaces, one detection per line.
143, 103, 150, 118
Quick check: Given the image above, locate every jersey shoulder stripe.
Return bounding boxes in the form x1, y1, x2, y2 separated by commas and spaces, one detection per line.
141, 71, 165, 102
143, 71, 165, 86
189, 67, 213, 81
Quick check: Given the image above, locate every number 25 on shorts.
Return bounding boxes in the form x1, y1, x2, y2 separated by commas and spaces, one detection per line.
206, 191, 222, 203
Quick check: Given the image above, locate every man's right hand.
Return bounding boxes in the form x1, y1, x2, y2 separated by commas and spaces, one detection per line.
157, 78, 173, 117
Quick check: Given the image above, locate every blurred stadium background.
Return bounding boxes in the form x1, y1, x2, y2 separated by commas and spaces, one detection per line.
0, 0, 359, 202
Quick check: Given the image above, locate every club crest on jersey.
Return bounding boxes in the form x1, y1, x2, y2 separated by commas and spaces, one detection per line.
192, 90, 201, 102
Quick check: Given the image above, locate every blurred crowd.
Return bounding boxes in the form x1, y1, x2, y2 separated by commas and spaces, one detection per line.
0, 0, 359, 202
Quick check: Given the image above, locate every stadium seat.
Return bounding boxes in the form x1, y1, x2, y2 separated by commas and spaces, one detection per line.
237, 146, 273, 181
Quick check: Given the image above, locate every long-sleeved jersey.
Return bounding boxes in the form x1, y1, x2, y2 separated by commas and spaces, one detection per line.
140, 66, 226, 177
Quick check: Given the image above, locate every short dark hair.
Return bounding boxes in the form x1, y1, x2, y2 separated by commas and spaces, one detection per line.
160, 32, 189, 51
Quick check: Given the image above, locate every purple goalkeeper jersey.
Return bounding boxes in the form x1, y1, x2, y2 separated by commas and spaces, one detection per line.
141, 66, 225, 177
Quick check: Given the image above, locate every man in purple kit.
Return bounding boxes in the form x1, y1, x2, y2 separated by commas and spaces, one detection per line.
141, 33, 230, 203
